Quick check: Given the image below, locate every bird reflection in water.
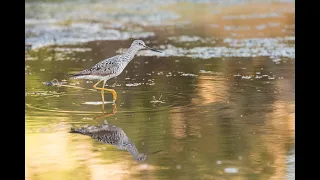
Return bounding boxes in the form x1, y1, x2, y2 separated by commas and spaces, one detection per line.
94, 103, 117, 121
71, 100, 162, 161
70, 103, 147, 162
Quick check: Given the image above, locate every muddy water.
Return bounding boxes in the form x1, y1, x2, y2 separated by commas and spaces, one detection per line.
25, 0, 295, 179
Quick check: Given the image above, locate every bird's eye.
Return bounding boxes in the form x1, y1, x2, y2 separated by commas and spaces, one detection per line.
139, 43, 142, 45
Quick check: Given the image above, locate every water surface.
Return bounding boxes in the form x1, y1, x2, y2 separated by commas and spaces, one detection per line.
25, 0, 295, 179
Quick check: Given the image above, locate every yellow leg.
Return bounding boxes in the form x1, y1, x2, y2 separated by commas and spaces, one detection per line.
101, 80, 106, 103
93, 80, 104, 104
94, 104, 117, 121
93, 80, 103, 89
92, 80, 118, 103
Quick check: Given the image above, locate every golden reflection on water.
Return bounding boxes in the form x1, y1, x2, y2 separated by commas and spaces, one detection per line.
26, 132, 76, 179
26, 101, 164, 180
266, 100, 294, 180
166, 63, 294, 179
26, 120, 159, 180
191, 76, 219, 105
166, 2, 294, 38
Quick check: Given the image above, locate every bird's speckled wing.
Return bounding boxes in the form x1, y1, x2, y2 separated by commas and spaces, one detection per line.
71, 55, 122, 77
70, 124, 124, 145
70, 124, 146, 161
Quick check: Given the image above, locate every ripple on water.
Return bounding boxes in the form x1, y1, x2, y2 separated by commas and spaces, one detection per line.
26, 85, 191, 116
26, 103, 103, 115
25, 91, 65, 98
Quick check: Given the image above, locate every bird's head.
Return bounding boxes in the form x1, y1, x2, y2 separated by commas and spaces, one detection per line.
131, 40, 162, 53
135, 153, 147, 162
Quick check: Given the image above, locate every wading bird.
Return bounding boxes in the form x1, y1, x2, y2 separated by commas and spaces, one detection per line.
68, 40, 162, 103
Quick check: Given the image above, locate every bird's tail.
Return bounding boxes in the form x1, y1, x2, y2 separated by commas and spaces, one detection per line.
69, 127, 93, 135
69, 127, 80, 133
69, 127, 87, 134
66, 73, 79, 78
66, 70, 90, 79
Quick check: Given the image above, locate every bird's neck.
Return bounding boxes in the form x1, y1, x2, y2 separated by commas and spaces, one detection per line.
125, 140, 140, 158
122, 47, 138, 62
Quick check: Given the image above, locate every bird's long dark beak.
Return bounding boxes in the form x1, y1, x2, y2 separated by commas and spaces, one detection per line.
147, 150, 163, 155
145, 45, 162, 53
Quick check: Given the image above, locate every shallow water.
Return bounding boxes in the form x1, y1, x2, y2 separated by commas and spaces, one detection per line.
25, 0, 295, 179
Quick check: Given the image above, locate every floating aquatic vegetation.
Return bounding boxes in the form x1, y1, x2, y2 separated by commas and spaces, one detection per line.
224, 25, 251, 31
181, 73, 198, 77
25, 55, 36, 61
25, 1, 180, 27
69, 82, 80, 86
255, 24, 266, 30
222, 12, 281, 20
241, 75, 252, 79
268, 22, 281, 27
25, 91, 64, 97
126, 83, 143, 87
166, 72, 173, 77
168, 36, 215, 43
224, 167, 239, 174
26, 23, 155, 49
150, 95, 165, 105
233, 74, 276, 80
52, 47, 92, 53
25, 0, 182, 49
134, 36, 295, 60
43, 79, 66, 86
223, 37, 295, 48
199, 70, 223, 75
